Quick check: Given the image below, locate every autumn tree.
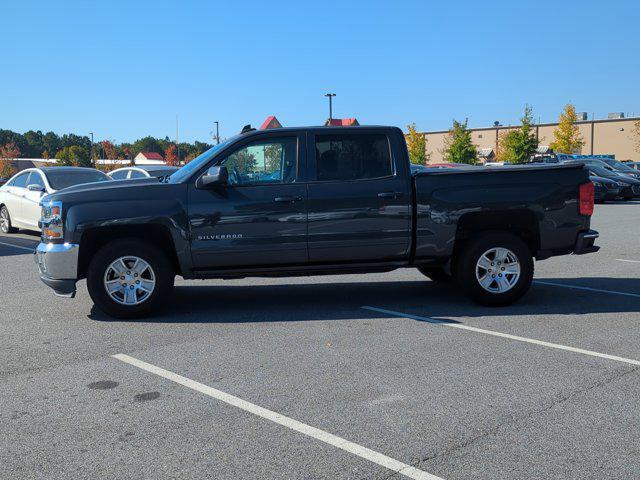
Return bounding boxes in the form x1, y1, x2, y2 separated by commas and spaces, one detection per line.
496, 106, 539, 164
406, 123, 429, 165
164, 144, 178, 166
442, 119, 477, 164
100, 140, 117, 160
0, 142, 20, 178
633, 120, 640, 154
550, 104, 585, 154
55, 145, 91, 167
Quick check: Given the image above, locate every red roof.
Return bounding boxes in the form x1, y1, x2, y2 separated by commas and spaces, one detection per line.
325, 118, 359, 126
259, 115, 283, 130
139, 152, 163, 160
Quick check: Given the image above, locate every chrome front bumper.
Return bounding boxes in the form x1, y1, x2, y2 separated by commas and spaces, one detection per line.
34, 242, 79, 297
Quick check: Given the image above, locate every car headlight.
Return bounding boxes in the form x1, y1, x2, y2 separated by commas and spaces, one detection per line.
617, 181, 630, 187
40, 200, 63, 241
592, 182, 602, 187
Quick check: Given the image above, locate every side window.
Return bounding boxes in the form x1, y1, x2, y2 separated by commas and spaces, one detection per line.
12, 172, 30, 188
110, 170, 129, 180
315, 134, 393, 181
27, 172, 45, 189
129, 170, 147, 179
221, 137, 297, 186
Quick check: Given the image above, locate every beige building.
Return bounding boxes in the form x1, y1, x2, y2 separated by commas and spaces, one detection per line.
422, 116, 640, 164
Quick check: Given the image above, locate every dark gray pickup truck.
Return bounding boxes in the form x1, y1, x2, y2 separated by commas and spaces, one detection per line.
34, 126, 599, 318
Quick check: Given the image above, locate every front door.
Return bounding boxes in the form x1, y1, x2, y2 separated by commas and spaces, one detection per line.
22, 172, 47, 228
188, 133, 308, 269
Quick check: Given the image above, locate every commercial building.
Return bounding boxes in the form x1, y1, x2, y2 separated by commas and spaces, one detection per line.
422, 115, 640, 164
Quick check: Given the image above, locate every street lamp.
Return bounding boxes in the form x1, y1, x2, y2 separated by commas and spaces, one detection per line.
324, 93, 336, 122
89, 132, 94, 167
214, 121, 220, 144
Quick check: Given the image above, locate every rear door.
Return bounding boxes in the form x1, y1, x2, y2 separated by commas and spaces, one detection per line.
188, 132, 308, 269
5, 171, 30, 225
306, 130, 412, 263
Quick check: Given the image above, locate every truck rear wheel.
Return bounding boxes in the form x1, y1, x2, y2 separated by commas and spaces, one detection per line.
86, 239, 174, 319
455, 232, 533, 306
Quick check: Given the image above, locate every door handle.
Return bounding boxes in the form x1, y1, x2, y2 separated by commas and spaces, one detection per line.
274, 195, 303, 203
377, 192, 403, 199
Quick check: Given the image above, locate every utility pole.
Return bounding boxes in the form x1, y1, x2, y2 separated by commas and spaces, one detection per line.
89, 132, 94, 167
214, 121, 220, 144
324, 93, 336, 123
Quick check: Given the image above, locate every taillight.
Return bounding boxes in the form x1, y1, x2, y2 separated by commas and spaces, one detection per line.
579, 182, 594, 216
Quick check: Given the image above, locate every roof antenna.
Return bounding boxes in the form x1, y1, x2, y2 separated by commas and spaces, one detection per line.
240, 124, 255, 134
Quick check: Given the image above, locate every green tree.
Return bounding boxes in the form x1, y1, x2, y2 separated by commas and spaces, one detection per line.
55, 145, 91, 167
550, 104, 585, 154
442, 119, 477, 164
496, 106, 539, 164
406, 123, 429, 165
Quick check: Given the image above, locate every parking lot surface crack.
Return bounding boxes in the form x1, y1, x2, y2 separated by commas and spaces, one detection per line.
377, 365, 640, 479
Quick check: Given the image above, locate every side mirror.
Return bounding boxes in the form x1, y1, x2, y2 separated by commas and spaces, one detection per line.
197, 166, 228, 188
27, 184, 46, 193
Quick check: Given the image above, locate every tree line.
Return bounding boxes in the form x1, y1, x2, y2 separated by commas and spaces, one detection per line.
406, 104, 608, 165
0, 129, 214, 177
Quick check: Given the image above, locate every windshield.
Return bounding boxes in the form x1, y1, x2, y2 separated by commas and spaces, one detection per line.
167, 136, 239, 183
45, 170, 111, 190
603, 159, 636, 172
589, 165, 621, 178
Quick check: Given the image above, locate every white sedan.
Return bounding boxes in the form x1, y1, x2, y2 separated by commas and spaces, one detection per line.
0, 167, 111, 234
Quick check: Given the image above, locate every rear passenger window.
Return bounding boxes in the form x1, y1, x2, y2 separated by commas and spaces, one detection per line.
129, 170, 147, 179
315, 134, 392, 181
110, 170, 129, 180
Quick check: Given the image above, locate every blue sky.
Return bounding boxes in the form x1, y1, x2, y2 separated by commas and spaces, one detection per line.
3, 0, 639, 143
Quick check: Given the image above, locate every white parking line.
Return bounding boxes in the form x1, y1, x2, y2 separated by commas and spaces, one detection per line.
361, 306, 640, 367
113, 353, 443, 480
533, 280, 640, 299
0, 241, 35, 253
616, 258, 640, 264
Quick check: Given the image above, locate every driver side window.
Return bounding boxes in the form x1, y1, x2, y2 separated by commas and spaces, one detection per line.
221, 137, 297, 186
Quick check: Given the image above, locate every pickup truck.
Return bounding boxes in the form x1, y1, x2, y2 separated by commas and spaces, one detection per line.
34, 126, 599, 318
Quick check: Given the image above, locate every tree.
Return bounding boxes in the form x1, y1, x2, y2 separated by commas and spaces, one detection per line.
633, 120, 640, 154
441, 119, 477, 164
496, 106, 539, 164
406, 123, 429, 165
164, 144, 178, 166
0, 142, 20, 178
55, 145, 91, 167
100, 140, 117, 160
550, 104, 585, 154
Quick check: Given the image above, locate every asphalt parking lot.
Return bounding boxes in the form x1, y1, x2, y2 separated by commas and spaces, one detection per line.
1, 202, 640, 480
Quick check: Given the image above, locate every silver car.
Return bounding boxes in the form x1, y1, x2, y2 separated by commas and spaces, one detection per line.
0, 167, 110, 234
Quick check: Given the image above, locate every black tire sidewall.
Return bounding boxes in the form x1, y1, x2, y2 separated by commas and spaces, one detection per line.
86, 239, 174, 319
456, 232, 534, 306
417, 266, 451, 282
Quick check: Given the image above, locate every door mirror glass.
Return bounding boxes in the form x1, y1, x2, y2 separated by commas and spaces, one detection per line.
27, 184, 46, 192
198, 166, 228, 188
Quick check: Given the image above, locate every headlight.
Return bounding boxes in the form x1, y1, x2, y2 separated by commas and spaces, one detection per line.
40, 200, 63, 241
592, 182, 602, 187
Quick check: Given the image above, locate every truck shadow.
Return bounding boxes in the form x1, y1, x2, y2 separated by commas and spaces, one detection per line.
89, 276, 640, 323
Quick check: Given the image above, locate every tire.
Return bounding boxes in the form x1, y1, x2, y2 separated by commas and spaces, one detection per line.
455, 232, 533, 307
86, 239, 174, 319
0, 205, 18, 234
417, 266, 451, 282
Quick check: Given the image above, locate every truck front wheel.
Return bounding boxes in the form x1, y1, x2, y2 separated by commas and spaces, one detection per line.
455, 232, 533, 306
86, 239, 174, 319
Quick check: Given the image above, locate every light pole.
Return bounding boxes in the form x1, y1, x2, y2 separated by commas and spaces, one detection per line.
214, 121, 220, 144
324, 93, 336, 123
89, 132, 94, 167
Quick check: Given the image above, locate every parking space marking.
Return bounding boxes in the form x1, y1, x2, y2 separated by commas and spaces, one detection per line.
361, 307, 640, 367
534, 280, 640, 299
0, 241, 35, 253
616, 259, 640, 264
113, 354, 443, 480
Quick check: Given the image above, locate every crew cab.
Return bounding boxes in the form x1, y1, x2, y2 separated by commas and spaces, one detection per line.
34, 126, 599, 318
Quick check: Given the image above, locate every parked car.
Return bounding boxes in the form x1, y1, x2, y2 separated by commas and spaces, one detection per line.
564, 161, 640, 199
590, 175, 621, 202
34, 125, 599, 318
0, 167, 111, 234
597, 158, 640, 181
108, 166, 179, 183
